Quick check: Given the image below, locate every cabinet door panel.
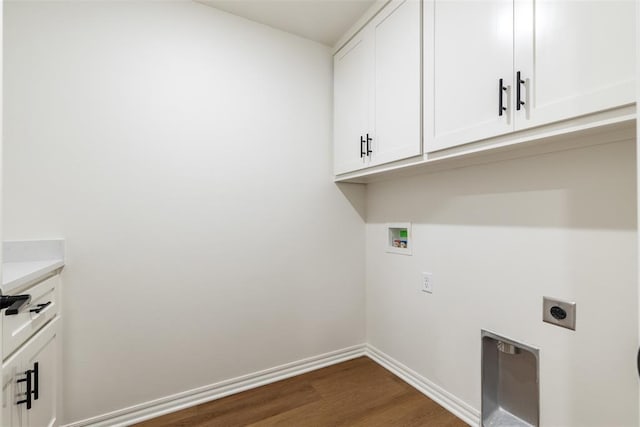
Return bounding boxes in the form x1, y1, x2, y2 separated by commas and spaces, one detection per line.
334, 33, 371, 175
426, 0, 514, 152
515, 0, 635, 130
2, 362, 25, 427
24, 319, 58, 427
370, 0, 421, 166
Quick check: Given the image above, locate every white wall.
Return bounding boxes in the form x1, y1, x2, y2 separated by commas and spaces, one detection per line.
366, 140, 638, 426
6, 1, 637, 426
3, 1, 365, 423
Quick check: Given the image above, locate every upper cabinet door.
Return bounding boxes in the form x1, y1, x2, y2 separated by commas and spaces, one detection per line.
425, 0, 515, 152
334, 32, 371, 175
514, 0, 636, 130
369, 0, 422, 167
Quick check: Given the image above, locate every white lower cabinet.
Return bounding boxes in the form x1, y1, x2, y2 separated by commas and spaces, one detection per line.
2, 318, 59, 427
1, 276, 61, 427
3, 276, 59, 360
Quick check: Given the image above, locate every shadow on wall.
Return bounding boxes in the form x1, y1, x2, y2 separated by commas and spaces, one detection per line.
362, 140, 636, 230
361, 139, 638, 425
336, 182, 367, 222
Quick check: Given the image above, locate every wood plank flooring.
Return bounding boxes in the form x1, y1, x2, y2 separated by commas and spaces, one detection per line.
133, 357, 468, 427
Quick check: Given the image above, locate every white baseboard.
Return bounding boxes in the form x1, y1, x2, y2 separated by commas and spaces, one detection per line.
63, 344, 366, 427
365, 344, 480, 427
64, 343, 480, 427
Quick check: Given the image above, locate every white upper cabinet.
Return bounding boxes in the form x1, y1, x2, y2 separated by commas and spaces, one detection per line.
334, 32, 371, 175
425, 0, 636, 153
369, 0, 422, 167
334, 0, 421, 175
514, 0, 635, 130
425, 0, 515, 151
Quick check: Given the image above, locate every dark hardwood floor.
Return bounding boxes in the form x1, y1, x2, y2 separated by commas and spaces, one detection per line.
133, 357, 468, 427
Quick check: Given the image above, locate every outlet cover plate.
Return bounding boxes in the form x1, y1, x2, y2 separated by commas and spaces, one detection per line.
543, 296, 576, 330
421, 272, 433, 293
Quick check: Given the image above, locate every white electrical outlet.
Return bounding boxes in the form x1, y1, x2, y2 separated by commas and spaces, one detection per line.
421, 272, 433, 293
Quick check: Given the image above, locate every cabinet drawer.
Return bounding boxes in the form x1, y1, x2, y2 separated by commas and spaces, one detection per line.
3, 275, 59, 358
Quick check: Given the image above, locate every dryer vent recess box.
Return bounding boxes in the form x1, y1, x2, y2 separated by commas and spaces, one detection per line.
386, 223, 411, 255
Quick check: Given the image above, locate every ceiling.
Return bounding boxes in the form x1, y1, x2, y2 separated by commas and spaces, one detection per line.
198, 0, 376, 47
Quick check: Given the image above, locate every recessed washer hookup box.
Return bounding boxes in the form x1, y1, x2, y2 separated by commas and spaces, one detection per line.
481, 330, 539, 427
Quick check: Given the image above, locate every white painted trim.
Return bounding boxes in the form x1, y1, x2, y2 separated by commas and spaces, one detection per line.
365, 344, 480, 427
64, 343, 481, 427
63, 344, 366, 427
332, 0, 391, 54
336, 113, 636, 183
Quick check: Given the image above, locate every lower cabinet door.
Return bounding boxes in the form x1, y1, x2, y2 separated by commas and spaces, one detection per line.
24, 318, 59, 427
2, 318, 59, 427
2, 358, 25, 427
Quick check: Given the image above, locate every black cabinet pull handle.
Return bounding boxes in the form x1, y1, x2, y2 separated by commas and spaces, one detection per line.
1, 294, 31, 316
498, 78, 507, 116
516, 71, 525, 111
360, 135, 366, 158
16, 369, 33, 410
33, 362, 39, 401
366, 134, 372, 156
30, 301, 51, 314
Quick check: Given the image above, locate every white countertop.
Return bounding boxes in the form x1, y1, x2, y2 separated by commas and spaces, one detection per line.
2, 240, 65, 294
3, 260, 65, 294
